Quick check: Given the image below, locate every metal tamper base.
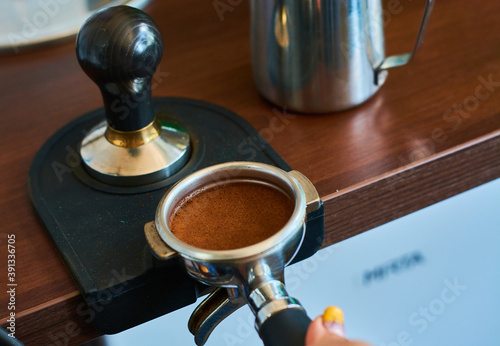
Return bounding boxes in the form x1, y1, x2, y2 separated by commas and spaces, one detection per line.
80, 119, 190, 186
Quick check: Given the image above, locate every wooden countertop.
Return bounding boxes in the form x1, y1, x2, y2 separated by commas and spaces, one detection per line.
1, 0, 499, 344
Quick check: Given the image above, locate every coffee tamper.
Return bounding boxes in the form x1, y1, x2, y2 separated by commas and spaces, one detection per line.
76, 6, 190, 186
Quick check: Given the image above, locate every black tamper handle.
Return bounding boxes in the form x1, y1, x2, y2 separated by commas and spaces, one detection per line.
76, 6, 163, 132
259, 308, 312, 346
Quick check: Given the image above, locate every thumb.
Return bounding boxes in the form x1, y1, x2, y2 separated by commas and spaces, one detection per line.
305, 316, 347, 346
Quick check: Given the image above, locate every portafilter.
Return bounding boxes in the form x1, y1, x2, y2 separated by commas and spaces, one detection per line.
145, 162, 324, 346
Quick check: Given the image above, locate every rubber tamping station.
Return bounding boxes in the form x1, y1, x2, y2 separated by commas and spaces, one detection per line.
28, 5, 325, 344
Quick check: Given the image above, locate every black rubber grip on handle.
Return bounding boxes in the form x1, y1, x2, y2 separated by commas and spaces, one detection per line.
259, 308, 312, 346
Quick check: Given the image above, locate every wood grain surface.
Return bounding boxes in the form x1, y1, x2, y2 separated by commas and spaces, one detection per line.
0, 0, 499, 345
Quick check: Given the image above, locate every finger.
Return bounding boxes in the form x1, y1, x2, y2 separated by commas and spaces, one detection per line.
305, 316, 329, 345
322, 306, 345, 337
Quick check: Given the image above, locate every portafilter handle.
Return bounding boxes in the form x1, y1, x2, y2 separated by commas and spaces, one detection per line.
250, 279, 311, 346
259, 309, 311, 346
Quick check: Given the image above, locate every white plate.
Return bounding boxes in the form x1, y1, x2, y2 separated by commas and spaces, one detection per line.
0, 0, 150, 54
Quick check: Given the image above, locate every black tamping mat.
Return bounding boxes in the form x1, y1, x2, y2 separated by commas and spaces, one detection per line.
29, 97, 324, 334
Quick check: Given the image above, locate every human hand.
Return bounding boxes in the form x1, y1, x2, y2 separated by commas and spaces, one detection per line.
305, 307, 372, 346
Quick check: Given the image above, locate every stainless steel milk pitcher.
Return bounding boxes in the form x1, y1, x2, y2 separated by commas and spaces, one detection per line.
250, 0, 434, 113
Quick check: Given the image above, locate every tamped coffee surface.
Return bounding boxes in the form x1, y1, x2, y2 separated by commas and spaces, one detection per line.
169, 183, 295, 250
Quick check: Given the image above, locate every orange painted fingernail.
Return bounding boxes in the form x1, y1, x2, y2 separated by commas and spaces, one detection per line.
322, 306, 345, 337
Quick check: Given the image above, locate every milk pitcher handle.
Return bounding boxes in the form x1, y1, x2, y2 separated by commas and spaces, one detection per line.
374, 0, 435, 85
